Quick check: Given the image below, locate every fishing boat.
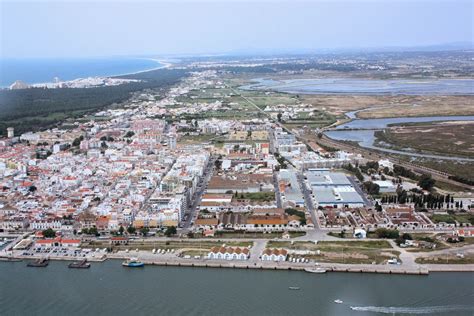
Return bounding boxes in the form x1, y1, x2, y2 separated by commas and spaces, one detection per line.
304, 267, 327, 274
334, 299, 343, 304
122, 258, 144, 267
288, 287, 300, 290
68, 259, 91, 269
27, 258, 49, 267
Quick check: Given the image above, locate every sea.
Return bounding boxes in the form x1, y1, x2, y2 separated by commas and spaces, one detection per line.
0, 57, 163, 87
0, 260, 473, 315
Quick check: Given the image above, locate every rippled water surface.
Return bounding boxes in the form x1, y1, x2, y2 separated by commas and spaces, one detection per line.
0, 261, 473, 316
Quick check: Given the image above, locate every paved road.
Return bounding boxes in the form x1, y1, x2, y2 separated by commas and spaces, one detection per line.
249, 240, 267, 263
272, 172, 282, 209
348, 176, 373, 207
295, 171, 320, 230
181, 156, 216, 230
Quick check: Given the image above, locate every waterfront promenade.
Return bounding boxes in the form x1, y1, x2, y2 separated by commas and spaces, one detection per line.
3, 234, 473, 275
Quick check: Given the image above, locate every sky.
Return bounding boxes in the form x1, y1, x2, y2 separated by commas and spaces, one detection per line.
1, 0, 473, 58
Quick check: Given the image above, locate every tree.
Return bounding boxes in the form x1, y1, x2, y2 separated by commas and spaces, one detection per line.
164, 226, 177, 237
395, 237, 405, 246
277, 112, 283, 122
42, 228, 56, 238
363, 181, 380, 195
124, 131, 135, 138
418, 174, 436, 191
118, 226, 125, 235
127, 226, 136, 235
374, 201, 383, 212
88, 226, 99, 236
72, 135, 84, 147
140, 227, 150, 236
28, 185, 37, 192
374, 228, 399, 239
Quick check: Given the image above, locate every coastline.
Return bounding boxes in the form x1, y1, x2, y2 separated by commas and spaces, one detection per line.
111, 58, 172, 78
0, 57, 172, 89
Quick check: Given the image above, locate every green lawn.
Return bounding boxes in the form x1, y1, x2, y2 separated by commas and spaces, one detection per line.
236, 192, 275, 202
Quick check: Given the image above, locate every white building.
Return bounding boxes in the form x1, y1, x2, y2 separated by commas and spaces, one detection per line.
261, 248, 288, 262
30, 219, 62, 230
207, 246, 250, 260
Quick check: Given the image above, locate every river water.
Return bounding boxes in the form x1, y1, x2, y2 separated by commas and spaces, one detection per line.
0, 260, 473, 315
325, 115, 474, 161
241, 78, 474, 95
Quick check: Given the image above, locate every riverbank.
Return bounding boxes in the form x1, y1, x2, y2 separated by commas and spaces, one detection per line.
324, 114, 474, 162
3, 251, 473, 275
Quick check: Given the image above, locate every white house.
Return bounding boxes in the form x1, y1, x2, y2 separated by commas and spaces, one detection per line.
207, 246, 250, 260
30, 219, 62, 230
378, 159, 394, 171
261, 248, 288, 262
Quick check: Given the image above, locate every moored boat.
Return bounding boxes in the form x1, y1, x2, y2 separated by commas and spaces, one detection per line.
288, 286, 300, 290
304, 267, 327, 274
122, 258, 144, 267
27, 258, 49, 267
68, 259, 91, 269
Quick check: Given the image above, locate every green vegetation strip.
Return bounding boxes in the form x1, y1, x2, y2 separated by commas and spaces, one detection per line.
84, 240, 252, 251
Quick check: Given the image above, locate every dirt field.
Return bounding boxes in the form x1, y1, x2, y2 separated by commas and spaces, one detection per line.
266, 240, 399, 264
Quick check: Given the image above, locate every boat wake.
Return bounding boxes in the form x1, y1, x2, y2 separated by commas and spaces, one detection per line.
349, 305, 474, 314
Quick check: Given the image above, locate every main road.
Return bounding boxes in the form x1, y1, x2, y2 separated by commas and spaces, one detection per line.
181, 156, 216, 231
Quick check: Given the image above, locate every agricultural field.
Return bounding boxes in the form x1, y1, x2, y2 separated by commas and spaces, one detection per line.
238, 92, 299, 110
